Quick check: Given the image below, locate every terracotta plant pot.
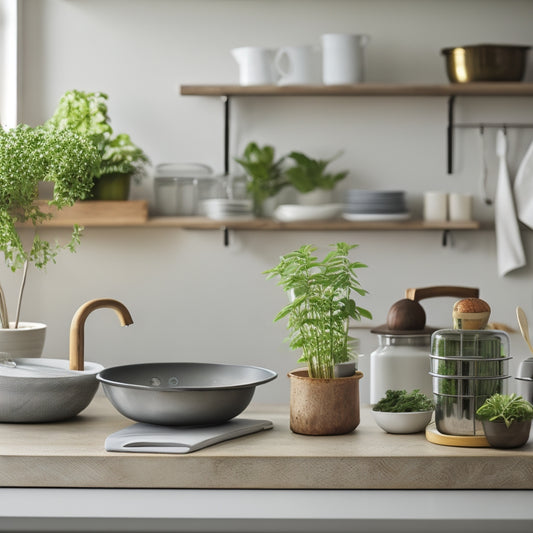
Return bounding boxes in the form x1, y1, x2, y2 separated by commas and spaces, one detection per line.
288, 368, 363, 435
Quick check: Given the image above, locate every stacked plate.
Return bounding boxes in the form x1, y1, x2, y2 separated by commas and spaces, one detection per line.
202, 198, 254, 221
343, 190, 409, 221
273, 204, 342, 222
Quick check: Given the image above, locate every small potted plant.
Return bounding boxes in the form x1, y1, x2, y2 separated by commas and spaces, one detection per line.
372, 389, 434, 434
265, 242, 372, 435
284, 150, 348, 206
476, 393, 533, 449
0, 123, 99, 357
234, 142, 288, 217
46, 89, 149, 201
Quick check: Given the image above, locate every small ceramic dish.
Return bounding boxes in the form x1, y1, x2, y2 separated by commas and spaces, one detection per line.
372, 409, 433, 434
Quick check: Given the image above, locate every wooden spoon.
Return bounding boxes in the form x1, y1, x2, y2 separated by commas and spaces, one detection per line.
516, 306, 533, 355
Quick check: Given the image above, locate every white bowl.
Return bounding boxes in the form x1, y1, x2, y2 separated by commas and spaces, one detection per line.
372, 409, 433, 434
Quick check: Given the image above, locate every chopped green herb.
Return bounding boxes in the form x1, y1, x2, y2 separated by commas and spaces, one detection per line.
373, 389, 434, 412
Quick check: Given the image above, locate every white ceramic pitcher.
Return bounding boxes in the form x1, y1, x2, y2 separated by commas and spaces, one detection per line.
274, 45, 320, 86
321, 33, 370, 85
231, 47, 277, 86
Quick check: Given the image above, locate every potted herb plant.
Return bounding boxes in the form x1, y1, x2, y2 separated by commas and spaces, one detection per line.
372, 389, 434, 434
0, 123, 99, 357
476, 393, 533, 448
46, 90, 149, 201
234, 142, 288, 216
265, 242, 372, 435
284, 151, 348, 206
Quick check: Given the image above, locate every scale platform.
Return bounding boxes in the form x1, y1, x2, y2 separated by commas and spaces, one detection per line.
425, 422, 490, 447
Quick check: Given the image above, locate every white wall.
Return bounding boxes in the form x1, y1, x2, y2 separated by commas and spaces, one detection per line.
4, 0, 533, 403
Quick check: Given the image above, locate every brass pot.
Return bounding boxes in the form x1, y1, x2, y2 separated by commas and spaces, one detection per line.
288, 368, 363, 435
441, 44, 530, 83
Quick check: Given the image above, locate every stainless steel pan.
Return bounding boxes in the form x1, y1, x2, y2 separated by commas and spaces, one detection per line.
97, 362, 277, 426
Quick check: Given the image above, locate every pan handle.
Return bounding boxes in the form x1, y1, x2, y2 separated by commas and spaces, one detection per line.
405, 286, 479, 302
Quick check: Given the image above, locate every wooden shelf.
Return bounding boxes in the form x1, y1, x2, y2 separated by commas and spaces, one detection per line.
18, 201, 149, 227
180, 82, 533, 98
21, 202, 480, 233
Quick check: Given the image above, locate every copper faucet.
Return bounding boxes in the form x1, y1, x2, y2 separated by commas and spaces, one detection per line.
69, 298, 133, 370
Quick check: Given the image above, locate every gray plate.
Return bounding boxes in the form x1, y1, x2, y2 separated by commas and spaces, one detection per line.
97, 362, 277, 426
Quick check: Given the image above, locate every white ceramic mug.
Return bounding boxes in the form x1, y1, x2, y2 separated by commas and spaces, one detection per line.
448, 193, 472, 221
231, 46, 277, 86
321, 33, 369, 85
423, 191, 448, 221
274, 45, 319, 86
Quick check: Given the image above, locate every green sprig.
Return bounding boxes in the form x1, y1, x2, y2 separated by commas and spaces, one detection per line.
265, 242, 371, 379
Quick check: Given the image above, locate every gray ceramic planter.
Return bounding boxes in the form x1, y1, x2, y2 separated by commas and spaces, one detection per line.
482, 419, 532, 449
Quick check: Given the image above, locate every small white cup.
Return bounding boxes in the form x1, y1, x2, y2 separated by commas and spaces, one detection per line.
448, 193, 472, 221
423, 191, 448, 221
321, 33, 369, 85
274, 45, 320, 86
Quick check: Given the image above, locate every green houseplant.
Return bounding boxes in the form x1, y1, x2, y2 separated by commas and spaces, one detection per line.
0, 123, 99, 355
476, 393, 533, 448
234, 142, 288, 216
265, 242, 372, 435
46, 90, 149, 201
284, 151, 348, 205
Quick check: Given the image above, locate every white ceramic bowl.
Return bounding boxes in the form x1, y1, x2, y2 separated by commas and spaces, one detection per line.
372, 409, 433, 434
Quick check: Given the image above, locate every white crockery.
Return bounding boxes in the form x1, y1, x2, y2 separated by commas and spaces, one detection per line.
372, 410, 433, 434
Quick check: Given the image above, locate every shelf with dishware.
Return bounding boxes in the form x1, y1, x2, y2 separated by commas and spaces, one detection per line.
22, 201, 481, 247
23, 202, 479, 230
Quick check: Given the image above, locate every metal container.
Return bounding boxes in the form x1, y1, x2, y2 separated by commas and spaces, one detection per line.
429, 354, 511, 377
441, 44, 530, 83
431, 329, 511, 436
97, 362, 277, 426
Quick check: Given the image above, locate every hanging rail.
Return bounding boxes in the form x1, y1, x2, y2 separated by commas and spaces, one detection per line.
446, 96, 533, 174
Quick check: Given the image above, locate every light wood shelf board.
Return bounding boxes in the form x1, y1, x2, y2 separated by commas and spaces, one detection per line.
180, 83, 533, 98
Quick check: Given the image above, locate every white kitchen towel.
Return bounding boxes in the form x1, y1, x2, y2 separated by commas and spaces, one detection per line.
495, 129, 526, 276
513, 137, 533, 228
105, 418, 273, 454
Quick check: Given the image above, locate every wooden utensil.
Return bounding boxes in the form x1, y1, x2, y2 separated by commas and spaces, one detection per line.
516, 306, 533, 355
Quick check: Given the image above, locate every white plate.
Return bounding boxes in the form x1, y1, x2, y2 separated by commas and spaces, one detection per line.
342, 212, 410, 221
274, 204, 342, 222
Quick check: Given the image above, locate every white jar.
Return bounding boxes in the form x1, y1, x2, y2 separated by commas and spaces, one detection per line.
370, 333, 432, 404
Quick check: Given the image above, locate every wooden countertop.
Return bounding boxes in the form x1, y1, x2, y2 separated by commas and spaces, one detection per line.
0, 396, 531, 490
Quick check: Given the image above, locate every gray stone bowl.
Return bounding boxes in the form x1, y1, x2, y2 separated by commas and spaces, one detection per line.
0, 358, 104, 423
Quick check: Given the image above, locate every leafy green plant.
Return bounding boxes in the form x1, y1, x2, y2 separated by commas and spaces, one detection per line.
46, 90, 149, 183
476, 393, 533, 428
0, 123, 100, 327
373, 389, 434, 412
265, 242, 371, 379
234, 142, 288, 215
284, 151, 348, 193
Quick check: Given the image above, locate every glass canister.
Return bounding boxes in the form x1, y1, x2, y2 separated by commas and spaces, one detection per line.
370, 332, 433, 404
430, 329, 511, 436
153, 163, 220, 216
